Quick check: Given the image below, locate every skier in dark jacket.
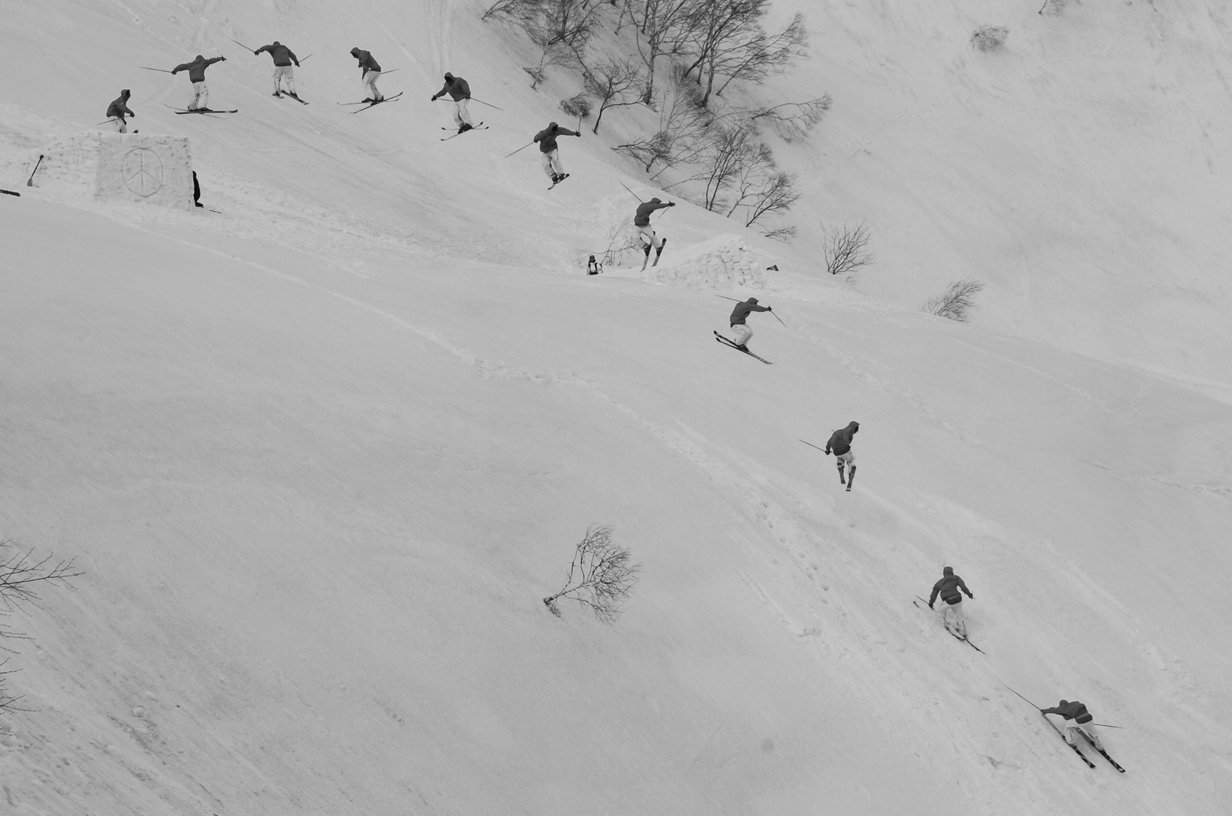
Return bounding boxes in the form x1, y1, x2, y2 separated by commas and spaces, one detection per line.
431, 72, 473, 132
349, 47, 383, 102
824, 420, 859, 490
728, 297, 771, 352
1041, 700, 1103, 749
105, 89, 135, 133
171, 54, 227, 110
533, 122, 580, 184
634, 197, 674, 252
928, 565, 974, 637
254, 41, 301, 97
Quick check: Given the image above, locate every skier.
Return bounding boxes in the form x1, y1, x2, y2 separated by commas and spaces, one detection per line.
170, 54, 227, 111
634, 197, 675, 255
927, 565, 974, 637
824, 420, 860, 490
349, 47, 383, 103
253, 41, 301, 98
105, 89, 135, 133
1041, 700, 1104, 750
727, 297, 772, 353
533, 121, 580, 185
431, 72, 472, 132
192, 170, 203, 208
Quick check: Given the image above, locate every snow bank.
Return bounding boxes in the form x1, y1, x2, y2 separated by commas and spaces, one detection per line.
646, 234, 769, 290
30, 132, 194, 210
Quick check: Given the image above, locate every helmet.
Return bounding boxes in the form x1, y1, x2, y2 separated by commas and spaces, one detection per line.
121, 88, 130, 96
195, 54, 205, 61
650, 197, 661, 204
747, 297, 759, 305
445, 72, 454, 80
273, 41, 281, 46
943, 566, 953, 576
1060, 700, 1069, 706
549, 121, 558, 129
350, 47, 360, 55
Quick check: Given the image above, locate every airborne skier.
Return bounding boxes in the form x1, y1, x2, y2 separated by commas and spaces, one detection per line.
634, 197, 674, 268
728, 297, 771, 352
431, 72, 473, 133
170, 54, 227, 111
105, 89, 135, 133
533, 122, 580, 186
254, 41, 301, 98
349, 47, 383, 103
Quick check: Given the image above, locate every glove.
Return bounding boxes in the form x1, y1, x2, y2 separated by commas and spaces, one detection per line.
928, 602, 935, 610
575, 132, 582, 137
221, 56, 227, 61
430, 95, 436, 101
767, 306, 773, 311
968, 593, 975, 599
668, 202, 676, 207
252, 50, 259, 55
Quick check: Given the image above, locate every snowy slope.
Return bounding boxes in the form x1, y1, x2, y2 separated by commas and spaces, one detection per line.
2, 2, 1232, 816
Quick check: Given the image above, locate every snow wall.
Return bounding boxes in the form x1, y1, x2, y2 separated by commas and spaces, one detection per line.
30, 132, 194, 210
647, 235, 769, 290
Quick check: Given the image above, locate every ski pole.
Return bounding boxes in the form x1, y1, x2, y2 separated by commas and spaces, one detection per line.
300, 53, 313, 63
619, 181, 643, 202
139, 65, 173, 73
799, 439, 828, 454
231, 38, 254, 52
470, 96, 503, 111
26, 154, 44, 187
1, 188, 20, 197
1094, 723, 1123, 729
715, 294, 742, 302
770, 310, 786, 327
504, 141, 534, 158
1004, 685, 1041, 710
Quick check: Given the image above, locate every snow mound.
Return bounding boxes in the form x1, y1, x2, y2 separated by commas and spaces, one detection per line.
29, 132, 194, 210
647, 234, 768, 290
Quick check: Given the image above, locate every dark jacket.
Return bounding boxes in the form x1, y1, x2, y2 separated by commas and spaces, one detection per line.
534, 124, 579, 153
106, 90, 133, 119
432, 76, 470, 101
172, 55, 225, 83
634, 199, 672, 227
255, 43, 299, 67
351, 49, 381, 73
928, 566, 973, 606
1042, 700, 1093, 724
729, 298, 769, 326
825, 421, 859, 455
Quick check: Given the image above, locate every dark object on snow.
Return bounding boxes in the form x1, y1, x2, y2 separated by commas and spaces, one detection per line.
586, 255, 601, 275
27, 154, 44, 186
192, 170, 203, 207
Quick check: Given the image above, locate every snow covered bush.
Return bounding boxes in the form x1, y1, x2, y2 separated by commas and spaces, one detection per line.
543, 526, 640, 624
1, 540, 81, 709
560, 93, 592, 119
924, 280, 985, 322
970, 26, 1009, 52
823, 222, 874, 277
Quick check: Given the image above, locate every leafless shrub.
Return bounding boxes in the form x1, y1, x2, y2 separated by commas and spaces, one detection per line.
747, 95, 831, 142
1, 540, 82, 709
970, 25, 1009, 51
923, 280, 985, 321
560, 93, 592, 118
1037, 0, 1072, 16
484, 0, 602, 87
823, 222, 874, 277
583, 56, 646, 133
543, 526, 641, 624
615, 77, 710, 173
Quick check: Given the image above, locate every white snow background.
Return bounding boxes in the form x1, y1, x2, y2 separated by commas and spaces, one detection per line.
2, 1, 1231, 814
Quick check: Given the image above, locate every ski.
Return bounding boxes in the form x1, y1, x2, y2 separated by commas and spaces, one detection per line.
912, 598, 984, 653
441, 123, 487, 141
1079, 732, 1126, 773
714, 331, 772, 364
171, 107, 237, 115
1, 188, 20, 197
548, 173, 570, 190
275, 92, 309, 105
351, 91, 404, 113
1045, 716, 1095, 768
652, 237, 667, 267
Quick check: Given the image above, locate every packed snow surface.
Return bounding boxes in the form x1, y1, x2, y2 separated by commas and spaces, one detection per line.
1, 1, 1230, 815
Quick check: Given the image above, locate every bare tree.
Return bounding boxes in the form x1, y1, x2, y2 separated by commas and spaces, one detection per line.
632, 0, 700, 103
823, 222, 874, 277
710, 12, 807, 98
680, 0, 807, 106
737, 170, 800, 230
484, 0, 602, 87
695, 124, 759, 210
747, 95, 831, 142
543, 526, 641, 623
1, 541, 82, 709
584, 56, 646, 133
615, 78, 711, 173
923, 280, 985, 321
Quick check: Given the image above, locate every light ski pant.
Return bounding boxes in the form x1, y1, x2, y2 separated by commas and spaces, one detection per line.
730, 324, 753, 346
1063, 719, 1102, 750
637, 224, 663, 250
189, 81, 208, 110
941, 598, 966, 636
362, 69, 382, 101
110, 116, 128, 133
273, 65, 296, 94
453, 98, 472, 127
541, 149, 564, 179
